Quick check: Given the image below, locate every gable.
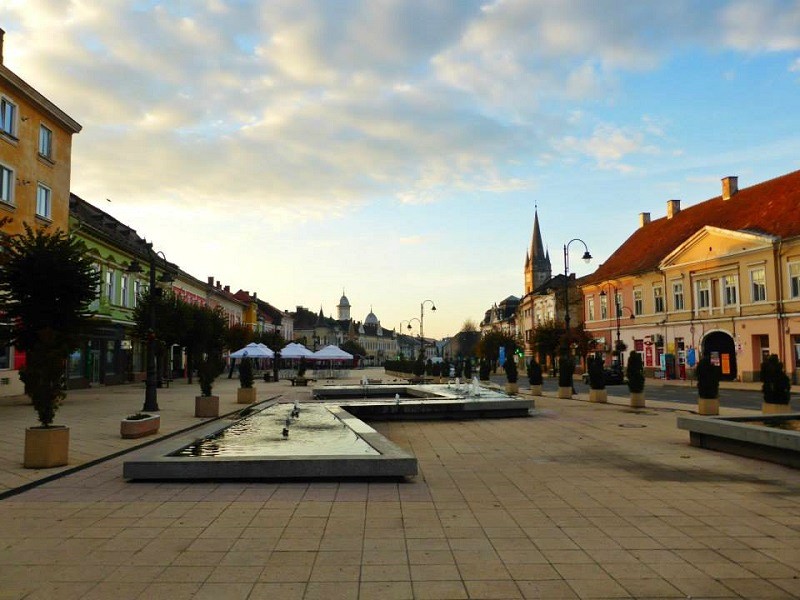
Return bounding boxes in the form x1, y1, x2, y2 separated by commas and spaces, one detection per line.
660, 226, 777, 270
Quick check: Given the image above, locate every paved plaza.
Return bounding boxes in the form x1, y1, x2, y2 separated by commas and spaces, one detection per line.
0, 371, 798, 599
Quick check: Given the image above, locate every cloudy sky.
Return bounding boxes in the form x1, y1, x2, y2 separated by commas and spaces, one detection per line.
2, 0, 799, 338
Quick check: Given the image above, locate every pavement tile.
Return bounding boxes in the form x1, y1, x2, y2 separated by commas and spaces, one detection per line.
463, 579, 523, 599
412, 580, 468, 599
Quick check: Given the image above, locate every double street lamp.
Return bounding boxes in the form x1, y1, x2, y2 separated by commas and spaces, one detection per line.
128, 242, 173, 412
406, 317, 421, 356
599, 286, 635, 366
419, 299, 436, 359
562, 239, 592, 335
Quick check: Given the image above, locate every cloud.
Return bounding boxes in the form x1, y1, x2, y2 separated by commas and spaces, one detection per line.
553, 122, 661, 173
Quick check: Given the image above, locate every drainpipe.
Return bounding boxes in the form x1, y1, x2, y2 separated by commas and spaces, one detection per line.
773, 239, 785, 366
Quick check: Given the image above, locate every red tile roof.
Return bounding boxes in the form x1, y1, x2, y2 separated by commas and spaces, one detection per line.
584, 169, 800, 285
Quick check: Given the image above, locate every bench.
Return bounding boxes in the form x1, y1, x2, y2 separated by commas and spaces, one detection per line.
290, 377, 315, 387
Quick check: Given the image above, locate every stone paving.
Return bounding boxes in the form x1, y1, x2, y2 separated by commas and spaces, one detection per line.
0, 370, 798, 599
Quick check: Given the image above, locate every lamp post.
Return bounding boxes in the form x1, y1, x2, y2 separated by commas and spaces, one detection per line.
407, 317, 421, 358
420, 299, 436, 360
562, 240, 592, 336
127, 243, 173, 412
599, 286, 635, 368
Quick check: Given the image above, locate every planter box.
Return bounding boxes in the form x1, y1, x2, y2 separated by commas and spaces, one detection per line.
24, 426, 69, 468
589, 389, 608, 403
195, 395, 220, 418
763, 402, 792, 415
557, 386, 572, 399
237, 387, 257, 404
504, 383, 519, 395
529, 384, 542, 396
698, 397, 719, 416
630, 392, 645, 408
120, 414, 160, 439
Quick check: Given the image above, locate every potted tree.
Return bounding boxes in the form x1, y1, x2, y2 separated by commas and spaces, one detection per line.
237, 356, 257, 404
195, 356, 222, 417
504, 353, 519, 395
478, 358, 490, 382
587, 356, 607, 403
626, 351, 645, 408
760, 354, 792, 414
527, 358, 543, 396
432, 361, 442, 383
0, 225, 99, 468
463, 358, 473, 380
558, 354, 574, 399
696, 355, 720, 415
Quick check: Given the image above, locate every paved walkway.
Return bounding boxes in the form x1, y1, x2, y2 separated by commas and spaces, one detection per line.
0, 370, 798, 599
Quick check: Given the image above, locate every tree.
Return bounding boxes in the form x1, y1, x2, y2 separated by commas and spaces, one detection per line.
225, 323, 253, 353
530, 320, 564, 369
476, 330, 516, 371
182, 303, 227, 384
0, 225, 99, 426
256, 329, 286, 352
460, 319, 478, 333
340, 339, 366, 357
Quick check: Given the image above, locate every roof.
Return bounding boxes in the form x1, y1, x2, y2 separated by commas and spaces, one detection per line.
584, 170, 800, 285
0, 63, 82, 133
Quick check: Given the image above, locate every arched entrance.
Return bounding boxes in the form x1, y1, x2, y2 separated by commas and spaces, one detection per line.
702, 331, 737, 381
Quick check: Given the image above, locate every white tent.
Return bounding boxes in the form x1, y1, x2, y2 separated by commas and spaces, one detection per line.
312, 345, 353, 360
230, 342, 274, 359
279, 342, 315, 360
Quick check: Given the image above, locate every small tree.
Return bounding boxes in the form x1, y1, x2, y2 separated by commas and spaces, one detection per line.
558, 354, 574, 389
478, 358, 490, 381
587, 356, 606, 390
696, 356, 720, 399
463, 359, 473, 379
626, 352, 645, 394
239, 357, 254, 389
761, 354, 791, 405
425, 359, 433, 376
432, 362, 441, 378
527, 358, 543, 385
297, 357, 307, 378
504, 355, 518, 384
198, 355, 223, 397
454, 359, 463, 378
0, 225, 98, 426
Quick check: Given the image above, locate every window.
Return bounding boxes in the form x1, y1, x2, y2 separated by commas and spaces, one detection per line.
587, 297, 595, 321
106, 269, 115, 303
750, 267, 766, 302
653, 286, 664, 313
120, 274, 129, 308
35, 184, 51, 219
600, 294, 608, 319
0, 164, 13, 204
723, 274, 738, 306
133, 280, 142, 308
38, 125, 53, 159
790, 262, 800, 299
697, 280, 710, 309
673, 281, 684, 311
615, 292, 623, 317
1, 97, 16, 136
633, 287, 643, 315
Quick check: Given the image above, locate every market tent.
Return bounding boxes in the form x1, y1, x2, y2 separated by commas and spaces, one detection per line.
312, 345, 353, 360
279, 342, 315, 360
230, 342, 274, 359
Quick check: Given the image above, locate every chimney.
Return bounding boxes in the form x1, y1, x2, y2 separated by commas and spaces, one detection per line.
207, 276, 214, 286
216, 281, 221, 289
666, 199, 681, 219
722, 176, 738, 200
0, 28, 5, 65
639, 212, 651, 228
224, 285, 230, 293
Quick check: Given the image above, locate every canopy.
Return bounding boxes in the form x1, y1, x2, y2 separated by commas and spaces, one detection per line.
279, 342, 315, 359
312, 345, 353, 360
230, 342, 274, 359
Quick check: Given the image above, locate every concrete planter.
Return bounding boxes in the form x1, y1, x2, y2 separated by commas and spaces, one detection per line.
630, 392, 645, 408
698, 397, 720, 416
589, 389, 608, 403
762, 402, 792, 415
24, 426, 69, 468
195, 395, 220, 418
237, 387, 257, 404
529, 384, 542, 396
504, 382, 519, 395
120, 414, 160, 439
557, 386, 572, 399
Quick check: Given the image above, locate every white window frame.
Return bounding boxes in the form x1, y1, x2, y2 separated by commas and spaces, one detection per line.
38, 124, 53, 159
672, 281, 684, 311
133, 279, 142, 308
697, 279, 710, 309
587, 296, 595, 321
35, 183, 51, 219
789, 262, 800, 299
120, 274, 129, 308
1, 97, 17, 137
750, 267, 766, 303
653, 285, 664, 313
106, 269, 115, 304
614, 292, 623, 317
633, 287, 643, 316
723, 274, 738, 306
0, 163, 13, 205
600, 294, 608, 320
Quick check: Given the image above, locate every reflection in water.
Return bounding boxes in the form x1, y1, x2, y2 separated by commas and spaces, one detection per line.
176, 404, 379, 457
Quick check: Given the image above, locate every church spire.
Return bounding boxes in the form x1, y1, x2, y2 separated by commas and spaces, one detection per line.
531, 209, 545, 261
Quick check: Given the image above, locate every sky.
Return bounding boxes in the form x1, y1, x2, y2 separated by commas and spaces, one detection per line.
2, 0, 799, 339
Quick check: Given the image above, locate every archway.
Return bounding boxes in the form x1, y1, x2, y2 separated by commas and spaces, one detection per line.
702, 331, 737, 381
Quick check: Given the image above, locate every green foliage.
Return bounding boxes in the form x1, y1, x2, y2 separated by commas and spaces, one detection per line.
531, 320, 565, 368
476, 330, 517, 362
696, 356, 720, 399
425, 359, 433, 376
0, 225, 99, 426
125, 412, 153, 420
432, 362, 441, 377
413, 356, 425, 377
225, 323, 253, 353
239, 357, 254, 389
558, 354, 574, 388
626, 352, 645, 394
760, 354, 791, 404
198, 355, 223, 396
340, 339, 366, 357
454, 359, 463, 378
587, 356, 606, 390
463, 359, 473, 379
257, 329, 286, 352
527, 359, 543, 385
504, 356, 518, 383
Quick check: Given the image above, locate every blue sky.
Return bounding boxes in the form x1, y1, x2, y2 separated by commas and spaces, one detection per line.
2, 1, 799, 338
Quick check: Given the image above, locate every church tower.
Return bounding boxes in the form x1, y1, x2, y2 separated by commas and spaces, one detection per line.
337, 290, 351, 321
524, 209, 551, 294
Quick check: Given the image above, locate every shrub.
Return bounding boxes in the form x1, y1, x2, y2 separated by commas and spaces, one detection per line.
696, 356, 720, 399
626, 352, 645, 394
587, 356, 606, 390
297, 357, 307, 378
198, 356, 222, 396
479, 359, 490, 381
558, 354, 574, 388
239, 357, 254, 389
454, 360, 463, 378
413, 356, 424, 377
432, 362, 441, 377
761, 354, 791, 405
527, 359, 543, 385
425, 359, 433, 376
464, 359, 473, 379
504, 356, 518, 384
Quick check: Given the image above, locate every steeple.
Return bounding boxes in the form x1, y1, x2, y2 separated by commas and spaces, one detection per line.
525, 208, 552, 294
530, 210, 545, 262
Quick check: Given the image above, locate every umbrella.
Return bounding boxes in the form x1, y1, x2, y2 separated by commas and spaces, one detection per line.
230, 342, 274, 359
279, 342, 315, 359
312, 345, 353, 360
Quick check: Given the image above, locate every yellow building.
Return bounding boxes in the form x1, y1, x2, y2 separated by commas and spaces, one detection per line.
582, 172, 800, 382
0, 29, 81, 235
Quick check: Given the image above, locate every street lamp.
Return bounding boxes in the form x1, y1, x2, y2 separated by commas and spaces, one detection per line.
407, 317, 421, 357
562, 239, 592, 335
420, 299, 436, 359
600, 287, 635, 367
127, 242, 173, 412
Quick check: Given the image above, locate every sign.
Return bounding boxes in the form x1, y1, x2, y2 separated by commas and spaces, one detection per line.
686, 347, 696, 367
721, 353, 731, 375
498, 346, 506, 367
645, 344, 654, 367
